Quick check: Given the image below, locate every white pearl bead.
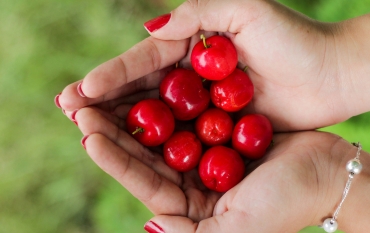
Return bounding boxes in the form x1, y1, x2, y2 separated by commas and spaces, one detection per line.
323, 218, 338, 232
346, 159, 362, 174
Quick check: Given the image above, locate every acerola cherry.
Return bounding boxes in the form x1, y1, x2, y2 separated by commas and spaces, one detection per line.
195, 108, 234, 146
199, 146, 245, 192
210, 69, 254, 112
163, 131, 202, 172
232, 114, 273, 159
159, 68, 210, 121
191, 35, 238, 81
126, 99, 175, 147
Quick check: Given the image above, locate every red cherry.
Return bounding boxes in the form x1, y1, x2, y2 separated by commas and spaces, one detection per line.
126, 99, 175, 147
232, 114, 273, 159
199, 146, 245, 192
159, 68, 210, 121
210, 69, 254, 112
195, 108, 234, 146
163, 131, 202, 172
191, 35, 238, 81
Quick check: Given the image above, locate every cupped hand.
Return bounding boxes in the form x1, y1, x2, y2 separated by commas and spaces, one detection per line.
75, 104, 222, 222
57, 0, 359, 132
74, 106, 370, 232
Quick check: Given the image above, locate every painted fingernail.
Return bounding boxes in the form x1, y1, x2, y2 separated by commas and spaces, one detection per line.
81, 135, 89, 150
77, 82, 86, 97
144, 13, 171, 33
71, 109, 79, 125
144, 221, 164, 233
54, 93, 62, 108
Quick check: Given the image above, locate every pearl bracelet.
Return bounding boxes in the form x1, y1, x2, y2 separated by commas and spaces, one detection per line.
321, 142, 363, 233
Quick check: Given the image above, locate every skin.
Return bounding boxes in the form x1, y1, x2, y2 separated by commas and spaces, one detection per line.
75, 108, 370, 232
59, 0, 370, 132
57, 0, 370, 232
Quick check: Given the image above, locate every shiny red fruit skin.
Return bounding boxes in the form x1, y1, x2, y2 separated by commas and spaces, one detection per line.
126, 99, 175, 147
191, 35, 238, 81
198, 146, 245, 192
159, 68, 210, 120
195, 108, 234, 146
210, 69, 254, 112
163, 131, 202, 172
232, 114, 273, 159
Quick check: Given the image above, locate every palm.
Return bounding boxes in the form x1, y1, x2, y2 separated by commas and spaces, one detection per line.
77, 104, 347, 232
188, 130, 347, 232
75, 103, 222, 221
211, 132, 323, 232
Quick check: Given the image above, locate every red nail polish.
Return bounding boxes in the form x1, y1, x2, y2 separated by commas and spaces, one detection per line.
144, 221, 164, 233
144, 13, 171, 33
77, 82, 86, 97
81, 135, 89, 150
71, 109, 79, 124
54, 93, 62, 108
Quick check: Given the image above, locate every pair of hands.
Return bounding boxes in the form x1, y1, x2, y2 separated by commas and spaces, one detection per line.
57, 0, 370, 232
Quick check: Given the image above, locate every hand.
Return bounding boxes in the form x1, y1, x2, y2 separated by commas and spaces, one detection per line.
57, 0, 370, 132
74, 107, 370, 232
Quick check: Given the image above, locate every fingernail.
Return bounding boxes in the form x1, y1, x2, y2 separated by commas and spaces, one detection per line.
77, 82, 86, 97
54, 93, 62, 108
71, 109, 79, 125
144, 221, 164, 233
81, 135, 89, 150
144, 13, 171, 33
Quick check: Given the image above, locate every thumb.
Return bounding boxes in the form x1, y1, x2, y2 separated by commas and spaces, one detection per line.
143, 211, 262, 233
144, 208, 309, 233
144, 0, 267, 40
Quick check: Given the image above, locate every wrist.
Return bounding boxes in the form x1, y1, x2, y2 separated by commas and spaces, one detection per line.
318, 140, 370, 232
338, 144, 370, 232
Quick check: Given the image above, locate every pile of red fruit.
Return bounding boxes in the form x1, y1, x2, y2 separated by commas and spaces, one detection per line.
126, 35, 273, 193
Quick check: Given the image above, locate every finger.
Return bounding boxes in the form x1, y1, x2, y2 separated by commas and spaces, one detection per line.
84, 133, 187, 215
80, 37, 188, 99
63, 106, 117, 126
109, 89, 160, 106
76, 107, 180, 184
146, 211, 254, 233
59, 66, 174, 111
148, 206, 305, 233
145, 0, 262, 40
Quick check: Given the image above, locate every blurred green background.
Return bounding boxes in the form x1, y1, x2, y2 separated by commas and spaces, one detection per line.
1, 0, 369, 232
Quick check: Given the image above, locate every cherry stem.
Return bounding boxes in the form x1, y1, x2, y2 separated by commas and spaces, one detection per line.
200, 34, 209, 49
175, 62, 179, 68
243, 66, 249, 72
132, 127, 144, 135
202, 78, 207, 82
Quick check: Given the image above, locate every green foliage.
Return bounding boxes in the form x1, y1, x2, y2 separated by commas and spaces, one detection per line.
0, 0, 369, 233
279, 0, 370, 21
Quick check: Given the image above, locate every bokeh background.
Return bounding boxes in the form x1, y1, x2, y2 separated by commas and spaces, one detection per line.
1, 0, 369, 232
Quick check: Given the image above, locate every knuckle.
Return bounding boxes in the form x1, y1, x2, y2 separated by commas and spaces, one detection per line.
146, 39, 161, 71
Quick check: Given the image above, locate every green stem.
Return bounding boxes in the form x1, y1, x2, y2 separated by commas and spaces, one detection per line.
200, 34, 209, 49
132, 127, 144, 135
